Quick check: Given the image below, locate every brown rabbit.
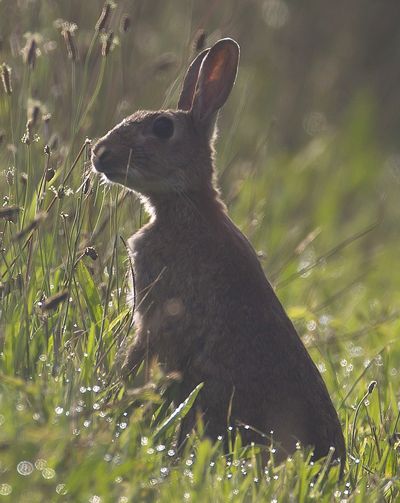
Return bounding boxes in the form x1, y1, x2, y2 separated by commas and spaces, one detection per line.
92, 38, 345, 468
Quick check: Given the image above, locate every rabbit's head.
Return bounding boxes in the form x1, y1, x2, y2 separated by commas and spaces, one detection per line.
92, 38, 239, 199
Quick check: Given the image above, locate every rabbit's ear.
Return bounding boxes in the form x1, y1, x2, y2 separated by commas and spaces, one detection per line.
191, 38, 239, 129
178, 48, 210, 111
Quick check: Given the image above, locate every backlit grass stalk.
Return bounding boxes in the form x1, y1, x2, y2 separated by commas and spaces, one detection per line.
350, 380, 377, 455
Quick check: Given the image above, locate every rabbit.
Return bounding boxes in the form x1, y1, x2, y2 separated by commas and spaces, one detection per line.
91, 38, 346, 469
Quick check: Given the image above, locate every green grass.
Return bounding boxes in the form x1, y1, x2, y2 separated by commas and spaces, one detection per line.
1, 1, 400, 501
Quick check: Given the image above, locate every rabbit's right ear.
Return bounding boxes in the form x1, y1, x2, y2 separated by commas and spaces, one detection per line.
191, 38, 240, 132
178, 48, 210, 111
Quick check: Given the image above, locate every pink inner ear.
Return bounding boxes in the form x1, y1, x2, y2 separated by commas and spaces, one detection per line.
208, 58, 225, 83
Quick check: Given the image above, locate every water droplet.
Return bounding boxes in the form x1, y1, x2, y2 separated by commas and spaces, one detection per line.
167, 449, 175, 457
42, 468, 55, 479
35, 459, 47, 470
0, 484, 12, 496
156, 444, 165, 452
17, 461, 34, 476
56, 484, 67, 495
55, 406, 64, 415
93, 403, 100, 411
93, 385, 101, 393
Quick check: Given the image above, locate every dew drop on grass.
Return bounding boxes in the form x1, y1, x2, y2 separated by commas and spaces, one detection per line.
0, 484, 12, 496
56, 484, 67, 495
93, 403, 100, 411
17, 461, 34, 476
35, 459, 47, 470
55, 406, 64, 415
42, 468, 55, 479
93, 385, 101, 393
167, 449, 175, 457
156, 444, 165, 452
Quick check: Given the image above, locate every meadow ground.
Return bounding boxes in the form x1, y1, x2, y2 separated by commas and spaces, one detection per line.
0, 1, 399, 501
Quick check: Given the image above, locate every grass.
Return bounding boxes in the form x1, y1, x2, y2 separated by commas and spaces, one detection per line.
0, 1, 400, 501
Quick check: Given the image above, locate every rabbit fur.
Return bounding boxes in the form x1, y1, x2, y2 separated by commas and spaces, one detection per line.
92, 38, 346, 468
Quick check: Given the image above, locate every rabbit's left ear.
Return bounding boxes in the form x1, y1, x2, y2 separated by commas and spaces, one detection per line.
191, 38, 239, 130
178, 48, 210, 111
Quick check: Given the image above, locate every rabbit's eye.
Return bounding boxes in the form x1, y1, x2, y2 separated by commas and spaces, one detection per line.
152, 116, 174, 139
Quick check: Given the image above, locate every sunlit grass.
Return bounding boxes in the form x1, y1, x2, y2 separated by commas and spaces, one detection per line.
0, 1, 399, 501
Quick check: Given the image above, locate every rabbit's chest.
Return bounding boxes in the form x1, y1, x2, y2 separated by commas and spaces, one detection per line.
127, 231, 196, 361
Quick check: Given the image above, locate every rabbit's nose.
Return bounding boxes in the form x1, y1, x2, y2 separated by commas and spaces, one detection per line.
93, 144, 111, 162
92, 142, 113, 173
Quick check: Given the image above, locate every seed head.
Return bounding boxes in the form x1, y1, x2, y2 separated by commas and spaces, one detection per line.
14, 211, 47, 240
0, 205, 20, 222
84, 246, 98, 260
120, 14, 131, 34
368, 380, 377, 394
63, 28, 78, 61
193, 29, 207, 53
101, 31, 114, 57
96, 2, 115, 32
41, 290, 69, 312
1, 63, 12, 95
30, 104, 41, 126
21, 119, 33, 145
46, 167, 55, 182
24, 38, 37, 69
